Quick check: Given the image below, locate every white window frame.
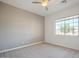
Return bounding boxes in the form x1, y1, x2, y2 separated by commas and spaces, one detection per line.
56, 15, 79, 36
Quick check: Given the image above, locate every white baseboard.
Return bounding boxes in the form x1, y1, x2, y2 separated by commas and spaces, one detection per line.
0, 41, 43, 53
45, 41, 79, 51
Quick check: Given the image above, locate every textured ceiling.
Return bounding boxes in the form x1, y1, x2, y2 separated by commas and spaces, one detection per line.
0, 0, 79, 16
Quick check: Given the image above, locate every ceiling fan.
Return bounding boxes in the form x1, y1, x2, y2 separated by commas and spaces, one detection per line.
32, 0, 67, 11
32, 0, 50, 11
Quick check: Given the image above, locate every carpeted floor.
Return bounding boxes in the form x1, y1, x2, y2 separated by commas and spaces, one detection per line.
0, 43, 79, 58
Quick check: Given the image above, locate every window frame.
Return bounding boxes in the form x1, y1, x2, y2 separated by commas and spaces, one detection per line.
56, 15, 79, 36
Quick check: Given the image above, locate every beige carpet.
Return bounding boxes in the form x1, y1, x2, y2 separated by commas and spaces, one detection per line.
0, 43, 79, 58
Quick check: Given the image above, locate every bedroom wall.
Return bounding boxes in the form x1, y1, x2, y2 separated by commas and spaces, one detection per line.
45, 4, 79, 50
0, 2, 44, 51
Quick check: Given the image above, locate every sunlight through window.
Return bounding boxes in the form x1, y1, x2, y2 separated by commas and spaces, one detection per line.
56, 16, 79, 36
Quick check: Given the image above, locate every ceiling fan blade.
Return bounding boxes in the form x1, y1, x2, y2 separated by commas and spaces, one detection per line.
61, 0, 67, 3
32, 2, 41, 4
42, 0, 50, 2
48, 0, 51, 1
45, 7, 48, 11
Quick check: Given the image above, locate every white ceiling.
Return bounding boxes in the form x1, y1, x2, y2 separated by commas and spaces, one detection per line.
0, 0, 79, 16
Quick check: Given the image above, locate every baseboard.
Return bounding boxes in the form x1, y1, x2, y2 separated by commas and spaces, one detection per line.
0, 41, 43, 53
44, 42, 79, 51
1, 41, 78, 54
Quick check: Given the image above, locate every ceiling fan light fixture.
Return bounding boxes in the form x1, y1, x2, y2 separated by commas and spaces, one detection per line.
42, 2, 47, 6
42, 0, 48, 6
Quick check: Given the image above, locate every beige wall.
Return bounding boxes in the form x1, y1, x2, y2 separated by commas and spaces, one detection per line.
45, 4, 79, 50
0, 2, 44, 51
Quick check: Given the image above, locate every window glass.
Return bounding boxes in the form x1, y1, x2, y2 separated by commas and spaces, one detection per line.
73, 19, 78, 36
60, 21, 64, 35
56, 16, 79, 36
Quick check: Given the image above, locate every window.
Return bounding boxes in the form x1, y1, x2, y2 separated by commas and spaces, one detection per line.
56, 15, 79, 36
